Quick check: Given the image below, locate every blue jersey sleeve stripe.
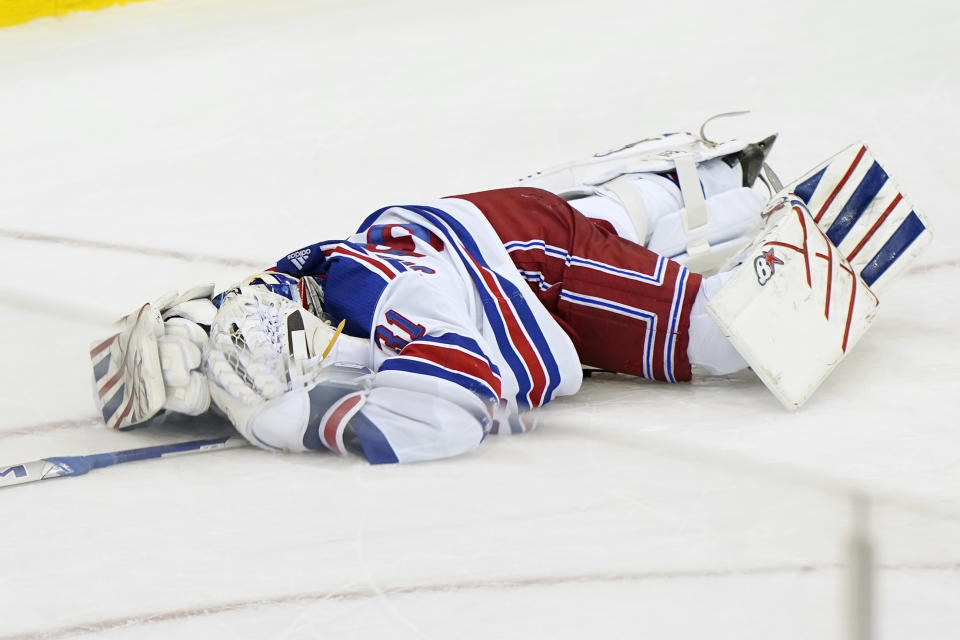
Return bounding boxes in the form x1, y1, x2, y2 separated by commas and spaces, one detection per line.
350, 411, 400, 464
358, 206, 396, 231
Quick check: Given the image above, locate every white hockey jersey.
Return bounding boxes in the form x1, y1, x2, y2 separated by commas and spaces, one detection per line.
274, 198, 583, 463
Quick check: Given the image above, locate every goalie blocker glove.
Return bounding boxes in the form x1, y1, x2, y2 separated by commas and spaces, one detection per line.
90, 284, 218, 430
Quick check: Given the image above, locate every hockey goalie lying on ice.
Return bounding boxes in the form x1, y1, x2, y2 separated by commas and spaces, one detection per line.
89, 124, 931, 464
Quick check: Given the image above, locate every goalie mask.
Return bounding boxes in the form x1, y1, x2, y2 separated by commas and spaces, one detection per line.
204, 287, 361, 451
205, 287, 344, 400
213, 271, 326, 320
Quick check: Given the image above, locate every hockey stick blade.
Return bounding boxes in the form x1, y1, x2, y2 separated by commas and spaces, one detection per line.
0, 436, 249, 488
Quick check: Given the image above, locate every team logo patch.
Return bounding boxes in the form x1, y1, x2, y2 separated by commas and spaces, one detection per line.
754, 248, 784, 285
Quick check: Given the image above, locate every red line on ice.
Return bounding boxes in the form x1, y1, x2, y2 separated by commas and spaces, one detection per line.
6, 562, 958, 640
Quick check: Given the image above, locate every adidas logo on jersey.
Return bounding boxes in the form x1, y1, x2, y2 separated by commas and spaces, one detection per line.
287, 248, 311, 270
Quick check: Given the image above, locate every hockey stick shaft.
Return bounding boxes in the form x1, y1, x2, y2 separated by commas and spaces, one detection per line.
0, 436, 249, 488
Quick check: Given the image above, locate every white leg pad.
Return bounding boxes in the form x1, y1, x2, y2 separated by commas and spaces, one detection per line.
706, 195, 880, 409
782, 142, 933, 294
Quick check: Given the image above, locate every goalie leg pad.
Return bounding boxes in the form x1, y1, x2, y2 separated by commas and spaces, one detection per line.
706, 195, 879, 409
783, 143, 932, 293
647, 185, 765, 269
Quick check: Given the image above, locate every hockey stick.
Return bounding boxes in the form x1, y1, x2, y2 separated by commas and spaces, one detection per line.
0, 436, 249, 488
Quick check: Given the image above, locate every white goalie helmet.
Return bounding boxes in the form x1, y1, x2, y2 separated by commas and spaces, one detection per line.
212, 271, 326, 319
205, 285, 344, 398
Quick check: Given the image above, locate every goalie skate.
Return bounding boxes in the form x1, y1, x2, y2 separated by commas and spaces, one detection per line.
90, 304, 167, 430
785, 143, 932, 293
518, 131, 753, 193
517, 120, 779, 275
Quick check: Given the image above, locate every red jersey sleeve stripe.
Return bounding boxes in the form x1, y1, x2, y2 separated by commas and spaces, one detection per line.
400, 342, 502, 398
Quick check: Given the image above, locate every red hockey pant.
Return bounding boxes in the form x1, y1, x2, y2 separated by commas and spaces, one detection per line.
454, 187, 702, 382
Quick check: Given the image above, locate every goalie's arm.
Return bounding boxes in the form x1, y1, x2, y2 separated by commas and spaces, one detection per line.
217, 273, 501, 464
342, 384, 490, 464
229, 317, 500, 463
226, 360, 492, 464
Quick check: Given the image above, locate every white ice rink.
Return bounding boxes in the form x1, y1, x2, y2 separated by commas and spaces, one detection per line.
1, 0, 959, 637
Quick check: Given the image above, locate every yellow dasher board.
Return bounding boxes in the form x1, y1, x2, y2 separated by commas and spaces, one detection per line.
0, 0, 152, 28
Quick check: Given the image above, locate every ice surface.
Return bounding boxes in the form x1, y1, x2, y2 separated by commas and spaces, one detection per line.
0, 0, 958, 637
